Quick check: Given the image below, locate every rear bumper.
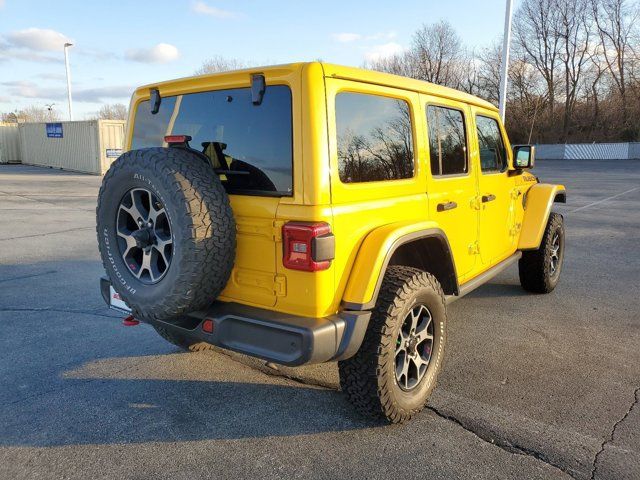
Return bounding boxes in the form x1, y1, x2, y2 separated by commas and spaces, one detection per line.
100, 277, 370, 366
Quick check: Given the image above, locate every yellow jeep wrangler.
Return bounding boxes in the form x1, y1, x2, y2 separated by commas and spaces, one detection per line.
97, 62, 566, 423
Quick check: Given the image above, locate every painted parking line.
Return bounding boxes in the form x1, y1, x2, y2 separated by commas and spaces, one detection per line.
570, 186, 640, 213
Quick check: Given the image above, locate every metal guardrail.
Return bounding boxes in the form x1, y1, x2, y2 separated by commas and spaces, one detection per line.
536, 143, 640, 160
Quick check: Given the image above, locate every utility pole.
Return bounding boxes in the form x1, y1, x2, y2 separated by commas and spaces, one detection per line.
64, 42, 74, 121
498, 0, 514, 123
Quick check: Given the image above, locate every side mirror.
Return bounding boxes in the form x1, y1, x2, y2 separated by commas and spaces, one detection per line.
513, 145, 535, 169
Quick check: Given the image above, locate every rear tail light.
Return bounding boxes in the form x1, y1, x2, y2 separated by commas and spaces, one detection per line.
282, 222, 335, 272
164, 135, 192, 145
202, 319, 214, 333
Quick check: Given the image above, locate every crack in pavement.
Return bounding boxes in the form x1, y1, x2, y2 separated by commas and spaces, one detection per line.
0, 190, 96, 213
426, 405, 577, 479
590, 386, 640, 480
206, 348, 577, 477
0, 270, 57, 283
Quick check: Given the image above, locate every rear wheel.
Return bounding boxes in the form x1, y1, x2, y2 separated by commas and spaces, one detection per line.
519, 212, 565, 293
338, 266, 447, 423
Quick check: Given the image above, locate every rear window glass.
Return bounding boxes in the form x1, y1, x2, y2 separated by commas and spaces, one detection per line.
335, 92, 414, 183
131, 85, 293, 196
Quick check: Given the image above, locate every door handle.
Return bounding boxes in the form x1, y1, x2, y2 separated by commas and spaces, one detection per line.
437, 201, 458, 212
481, 194, 496, 203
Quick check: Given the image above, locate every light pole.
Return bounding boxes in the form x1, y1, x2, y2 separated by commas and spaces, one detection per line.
45, 103, 55, 121
64, 42, 74, 121
498, 0, 514, 123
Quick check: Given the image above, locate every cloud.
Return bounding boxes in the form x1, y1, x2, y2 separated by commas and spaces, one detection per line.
364, 42, 405, 62
35, 72, 67, 80
74, 86, 133, 103
5, 28, 72, 52
76, 47, 117, 61
331, 31, 396, 43
0, 48, 59, 63
331, 33, 362, 43
125, 43, 179, 63
0, 80, 133, 103
0, 80, 64, 100
191, 1, 238, 18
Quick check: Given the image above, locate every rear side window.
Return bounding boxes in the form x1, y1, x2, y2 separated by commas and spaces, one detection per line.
426, 105, 468, 176
476, 115, 507, 172
131, 85, 293, 196
335, 92, 414, 183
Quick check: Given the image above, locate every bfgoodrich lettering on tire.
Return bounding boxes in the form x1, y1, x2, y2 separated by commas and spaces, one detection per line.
338, 266, 447, 424
96, 147, 236, 321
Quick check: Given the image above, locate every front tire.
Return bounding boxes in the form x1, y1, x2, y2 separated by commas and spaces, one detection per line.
519, 212, 565, 293
338, 266, 447, 423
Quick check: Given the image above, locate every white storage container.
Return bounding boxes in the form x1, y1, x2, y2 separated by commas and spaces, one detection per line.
18, 120, 125, 174
0, 123, 21, 164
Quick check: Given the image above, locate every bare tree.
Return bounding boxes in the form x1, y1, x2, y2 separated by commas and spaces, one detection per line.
195, 56, 247, 75
514, 0, 562, 116
2, 106, 61, 123
477, 41, 503, 104
592, 0, 639, 129
96, 103, 128, 120
411, 20, 466, 88
365, 52, 416, 78
557, 0, 592, 140
366, 20, 468, 91
365, 8, 640, 143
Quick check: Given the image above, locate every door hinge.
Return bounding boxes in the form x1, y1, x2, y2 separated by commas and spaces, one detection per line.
509, 222, 522, 237
470, 196, 482, 210
272, 220, 284, 241
468, 241, 480, 255
274, 275, 287, 297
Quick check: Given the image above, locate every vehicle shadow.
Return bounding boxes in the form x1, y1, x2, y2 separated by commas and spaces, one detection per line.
0, 373, 382, 448
466, 282, 529, 299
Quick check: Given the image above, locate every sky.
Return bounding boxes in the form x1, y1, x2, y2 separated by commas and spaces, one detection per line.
0, 0, 514, 119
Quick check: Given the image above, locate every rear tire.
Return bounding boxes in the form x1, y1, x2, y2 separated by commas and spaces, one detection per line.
338, 266, 447, 424
519, 212, 565, 293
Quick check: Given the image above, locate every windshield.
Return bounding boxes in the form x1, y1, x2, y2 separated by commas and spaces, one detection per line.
131, 85, 293, 196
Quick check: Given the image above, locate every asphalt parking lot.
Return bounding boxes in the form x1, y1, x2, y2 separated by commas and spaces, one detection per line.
0, 160, 638, 480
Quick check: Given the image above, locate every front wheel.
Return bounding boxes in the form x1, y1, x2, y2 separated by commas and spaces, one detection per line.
338, 266, 447, 424
519, 212, 565, 293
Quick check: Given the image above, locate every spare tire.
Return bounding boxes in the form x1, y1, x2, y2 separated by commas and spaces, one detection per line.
96, 147, 235, 321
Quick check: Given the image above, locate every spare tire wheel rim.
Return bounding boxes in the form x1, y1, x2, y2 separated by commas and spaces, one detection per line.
116, 187, 173, 284
395, 303, 435, 391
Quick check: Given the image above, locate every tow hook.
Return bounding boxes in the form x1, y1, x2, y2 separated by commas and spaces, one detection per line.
122, 315, 140, 326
